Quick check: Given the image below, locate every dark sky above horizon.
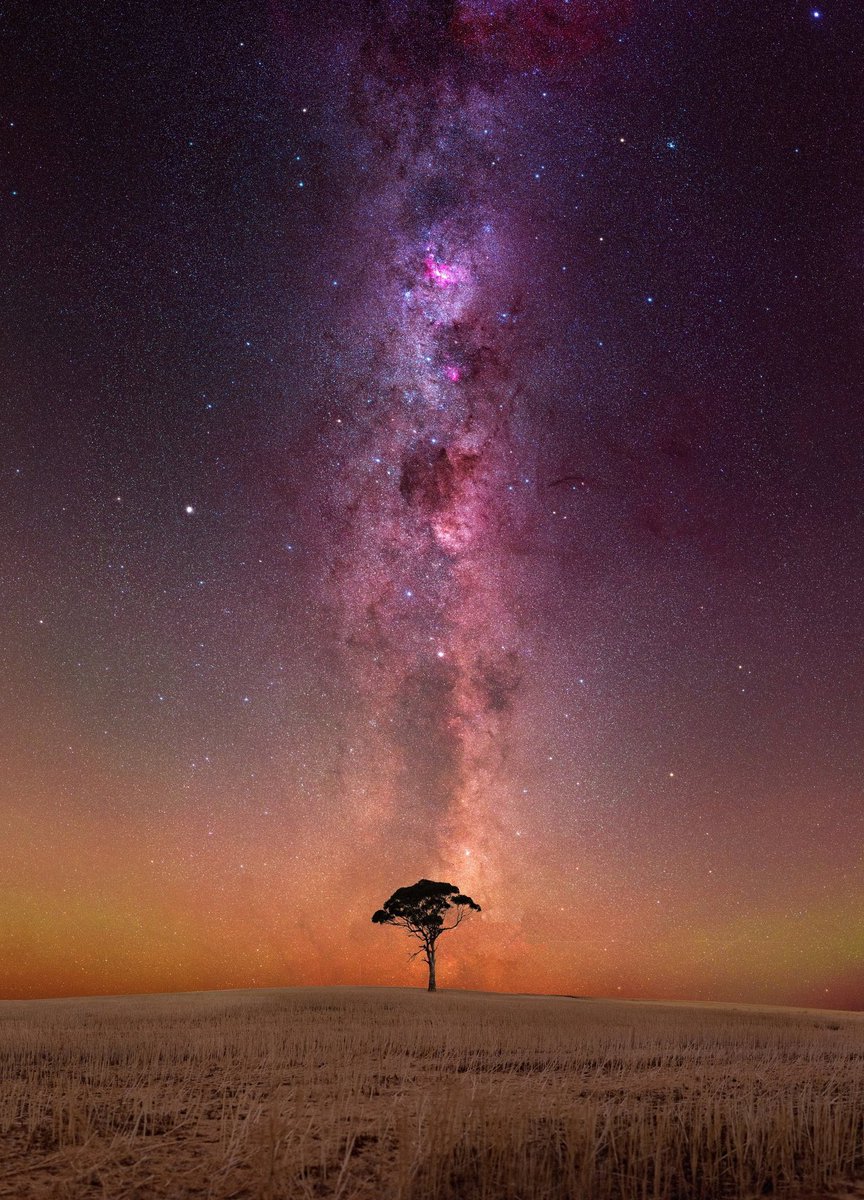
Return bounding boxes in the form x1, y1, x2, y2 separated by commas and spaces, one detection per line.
2, 0, 863, 1005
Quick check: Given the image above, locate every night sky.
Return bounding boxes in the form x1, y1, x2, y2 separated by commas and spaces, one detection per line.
2, 0, 863, 1007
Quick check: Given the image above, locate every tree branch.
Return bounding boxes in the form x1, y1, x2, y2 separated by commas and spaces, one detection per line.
440, 907, 466, 933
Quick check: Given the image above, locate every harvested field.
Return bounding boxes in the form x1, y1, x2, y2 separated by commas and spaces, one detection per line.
0, 987, 862, 1199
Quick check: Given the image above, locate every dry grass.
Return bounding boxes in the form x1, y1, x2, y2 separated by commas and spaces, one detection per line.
0, 987, 862, 1199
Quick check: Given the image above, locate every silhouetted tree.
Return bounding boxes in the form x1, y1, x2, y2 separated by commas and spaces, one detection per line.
371, 878, 481, 992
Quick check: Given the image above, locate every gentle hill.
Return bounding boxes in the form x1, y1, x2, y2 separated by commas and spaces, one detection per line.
1, 986, 862, 1198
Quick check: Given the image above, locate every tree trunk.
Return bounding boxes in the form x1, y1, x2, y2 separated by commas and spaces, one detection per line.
427, 947, 436, 992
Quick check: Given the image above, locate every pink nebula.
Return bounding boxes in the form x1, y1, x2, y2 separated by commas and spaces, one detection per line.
424, 253, 467, 289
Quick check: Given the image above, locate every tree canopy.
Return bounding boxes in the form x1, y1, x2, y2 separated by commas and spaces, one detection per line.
372, 878, 481, 991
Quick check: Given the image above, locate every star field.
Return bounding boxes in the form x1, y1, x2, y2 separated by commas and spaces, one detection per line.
1, 0, 862, 1006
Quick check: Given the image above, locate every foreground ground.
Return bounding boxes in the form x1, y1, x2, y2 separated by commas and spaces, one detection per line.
0, 987, 862, 1199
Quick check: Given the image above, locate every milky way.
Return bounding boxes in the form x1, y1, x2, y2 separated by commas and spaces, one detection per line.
325, 1, 637, 887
